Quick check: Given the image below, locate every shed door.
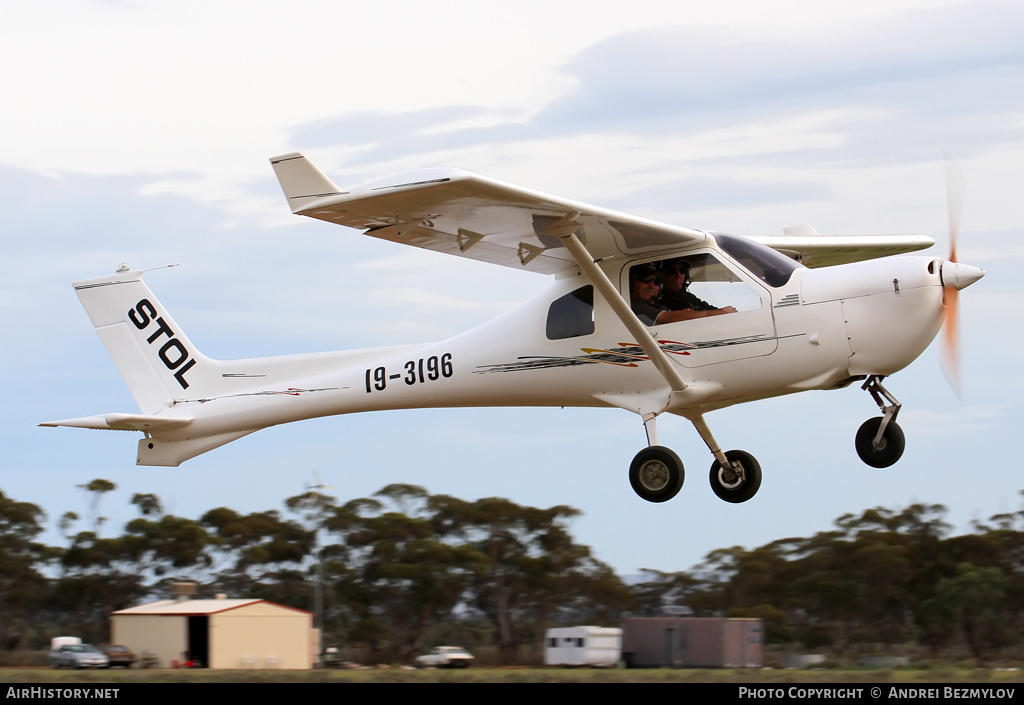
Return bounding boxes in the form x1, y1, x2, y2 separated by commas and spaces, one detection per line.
187, 616, 209, 668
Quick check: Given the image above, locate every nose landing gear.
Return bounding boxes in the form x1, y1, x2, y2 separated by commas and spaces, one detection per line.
856, 376, 906, 468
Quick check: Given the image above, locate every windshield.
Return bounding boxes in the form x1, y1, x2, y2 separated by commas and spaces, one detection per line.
713, 232, 803, 288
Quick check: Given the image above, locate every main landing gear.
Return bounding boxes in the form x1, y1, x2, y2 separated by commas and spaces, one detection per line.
708, 449, 762, 504
629, 446, 684, 503
628, 414, 762, 504
855, 376, 906, 468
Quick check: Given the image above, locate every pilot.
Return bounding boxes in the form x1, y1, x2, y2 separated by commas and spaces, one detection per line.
630, 260, 738, 327
657, 258, 737, 320
629, 264, 666, 326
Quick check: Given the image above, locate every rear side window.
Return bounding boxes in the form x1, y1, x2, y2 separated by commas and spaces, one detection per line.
546, 286, 594, 340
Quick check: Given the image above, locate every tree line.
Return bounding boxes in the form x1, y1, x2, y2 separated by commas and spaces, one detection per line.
1, 483, 1022, 663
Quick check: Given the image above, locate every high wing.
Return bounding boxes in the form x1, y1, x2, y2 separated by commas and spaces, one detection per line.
270, 154, 934, 272
751, 226, 934, 268
270, 154, 707, 275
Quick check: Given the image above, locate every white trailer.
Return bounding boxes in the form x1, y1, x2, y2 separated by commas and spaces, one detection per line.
544, 626, 622, 667
50, 636, 81, 651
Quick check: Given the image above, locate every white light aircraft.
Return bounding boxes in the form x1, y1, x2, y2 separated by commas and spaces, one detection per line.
42, 156, 985, 503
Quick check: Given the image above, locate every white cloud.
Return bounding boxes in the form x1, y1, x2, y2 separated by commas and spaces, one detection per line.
900, 402, 1013, 438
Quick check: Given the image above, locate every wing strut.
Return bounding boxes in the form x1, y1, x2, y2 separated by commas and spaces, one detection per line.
545, 213, 689, 393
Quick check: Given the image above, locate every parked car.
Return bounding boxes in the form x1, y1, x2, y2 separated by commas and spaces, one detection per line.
414, 646, 474, 668
50, 643, 110, 669
321, 646, 342, 668
101, 645, 136, 668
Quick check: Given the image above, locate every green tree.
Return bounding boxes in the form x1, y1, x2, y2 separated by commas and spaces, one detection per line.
346, 510, 481, 659
628, 569, 698, 616
935, 563, 1009, 663
123, 513, 214, 582
200, 507, 314, 604
78, 479, 116, 535
130, 493, 163, 517
429, 494, 628, 662
53, 530, 147, 643
0, 491, 52, 649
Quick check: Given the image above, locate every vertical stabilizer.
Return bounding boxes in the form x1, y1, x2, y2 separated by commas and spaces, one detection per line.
73, 268, 216, 414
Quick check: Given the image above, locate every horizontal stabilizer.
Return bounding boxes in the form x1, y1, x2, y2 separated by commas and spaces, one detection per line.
40, 413, 193, 432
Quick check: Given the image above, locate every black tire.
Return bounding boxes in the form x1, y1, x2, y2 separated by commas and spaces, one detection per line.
629, 446, 684, 503
709, 450, 762, 503
855, 417, 905, 468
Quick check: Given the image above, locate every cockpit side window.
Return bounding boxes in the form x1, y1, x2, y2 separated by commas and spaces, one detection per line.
713, 232, 803, 287
546, 286, 595, 340
627, 253, 761, 326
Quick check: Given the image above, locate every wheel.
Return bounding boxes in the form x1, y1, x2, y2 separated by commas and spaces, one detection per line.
855, 417, 905, 467
629, 446, 684, 503
709, 450, 762, 503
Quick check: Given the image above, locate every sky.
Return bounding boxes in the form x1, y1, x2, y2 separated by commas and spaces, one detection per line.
2, 0, 1023, 578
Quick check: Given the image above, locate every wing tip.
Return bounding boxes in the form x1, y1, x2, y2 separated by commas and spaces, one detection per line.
269, 153, 344, 213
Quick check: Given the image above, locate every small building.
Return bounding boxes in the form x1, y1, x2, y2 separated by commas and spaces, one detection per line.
544, 626, 622, 667
621, 617, 762, 668
111, 597, 314, 669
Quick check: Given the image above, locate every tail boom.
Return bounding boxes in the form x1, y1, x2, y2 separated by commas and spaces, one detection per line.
43, 266, 430, 466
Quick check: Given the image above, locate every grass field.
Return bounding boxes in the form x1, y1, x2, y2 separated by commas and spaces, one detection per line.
2, 666, 1023, 683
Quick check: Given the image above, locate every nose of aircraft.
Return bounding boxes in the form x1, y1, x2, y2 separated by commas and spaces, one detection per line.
941, 261, 985, 290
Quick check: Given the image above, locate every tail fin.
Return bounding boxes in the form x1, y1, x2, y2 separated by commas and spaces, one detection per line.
72, 266, 218, 414
269, 152, 344, 214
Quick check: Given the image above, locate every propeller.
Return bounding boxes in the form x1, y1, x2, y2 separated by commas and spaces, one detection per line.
940, 162, 984, 396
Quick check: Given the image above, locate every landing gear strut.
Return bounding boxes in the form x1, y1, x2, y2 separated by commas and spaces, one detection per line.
856, 376, 905, 468
693, 415, 762, 503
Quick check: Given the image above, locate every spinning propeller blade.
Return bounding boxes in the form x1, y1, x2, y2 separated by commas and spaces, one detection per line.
939, 162, 984, 397
941, 162, 963, 395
